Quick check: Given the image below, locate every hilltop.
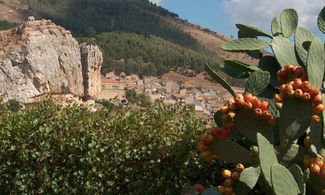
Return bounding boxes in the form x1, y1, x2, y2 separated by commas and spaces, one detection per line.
0, 0, 258, 77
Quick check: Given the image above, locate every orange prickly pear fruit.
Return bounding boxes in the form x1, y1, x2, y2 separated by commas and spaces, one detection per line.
232, 171, 240, 180
194, 184, 205, 193
220, 128, 231, 138
315, 157, 324, 169
308, 87, 320, 99
235, 98, 245, 108
224, 179, 233, 187
227, 98, 235, 106
218, 185, 225, 194
301, 81, 311, 92
254, 108, 263, 117
228, 111, 236, 119
280, 84, 287, 95
220, 106, 229, 114
260, 101, 269, 111
236, 93, 244, 100
284, 64, 295, 75
310, 163, 321, 175
293, 78, 302, 90
236, 164, 245, 172
312, 94, 323, 105
222, 169, 232, 178
200, 151, 212, 160
228, 102, 237, 111
287, 89, 295, 97
268, 117, 277, 126
294, 89, 303, 98
294, 66, 304, 78
274, 94, 284, 102
302, 93, 311, 101
304, 136, 312, 148
251, 97, 261, 108
244, 101, 253, 110
244, 93, 254, 102
206, 135, 216, 145
310, 115, 320, 123
197, 143, 209, 151
313, 104, 325, 113
275, 102, 283, 110
211, 128, 220, 138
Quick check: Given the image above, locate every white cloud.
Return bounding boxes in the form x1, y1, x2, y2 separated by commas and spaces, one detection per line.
223, 0, 323, 35
148, 0, 164, 5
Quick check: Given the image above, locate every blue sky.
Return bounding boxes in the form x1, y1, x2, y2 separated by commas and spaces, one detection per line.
149, 0, 324, 39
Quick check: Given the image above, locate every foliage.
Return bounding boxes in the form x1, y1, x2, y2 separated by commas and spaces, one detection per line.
79, 32, 220, 76
125, 88, 151, 107
21, 0, 200, 50
95, 99, 115, 110
185, 7, 325, 195
0, 99, 217, 194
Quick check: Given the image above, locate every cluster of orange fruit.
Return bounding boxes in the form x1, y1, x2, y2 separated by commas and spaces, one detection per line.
275, 65, 324, 123
220, 93, 276, 126
198, 127, 230, 161
304, 157, 325, 180
217, 164, 245, 195
277, 64, 307, 83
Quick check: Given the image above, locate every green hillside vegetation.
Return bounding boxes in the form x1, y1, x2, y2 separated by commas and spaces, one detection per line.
80, 32, 220, 76
22, 0, 201, 50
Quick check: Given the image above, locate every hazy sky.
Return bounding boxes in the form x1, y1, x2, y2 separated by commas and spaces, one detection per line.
149, 0, 324, 39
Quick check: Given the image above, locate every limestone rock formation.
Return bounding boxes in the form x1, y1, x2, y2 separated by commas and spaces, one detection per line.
80, 43, 103, 100
0, 18, 103, 103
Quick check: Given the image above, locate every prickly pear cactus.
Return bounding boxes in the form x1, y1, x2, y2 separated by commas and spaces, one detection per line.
183, 7, 325, 195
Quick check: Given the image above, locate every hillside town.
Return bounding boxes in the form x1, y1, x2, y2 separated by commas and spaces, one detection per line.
100, 72, 243, 119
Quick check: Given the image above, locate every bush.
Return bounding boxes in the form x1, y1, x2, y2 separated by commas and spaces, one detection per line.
0, 100, 215, 194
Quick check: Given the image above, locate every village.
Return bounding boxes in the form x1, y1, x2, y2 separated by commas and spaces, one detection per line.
100, 71, 243, 120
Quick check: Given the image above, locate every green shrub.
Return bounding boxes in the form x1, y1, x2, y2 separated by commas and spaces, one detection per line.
0, 100, 214, 194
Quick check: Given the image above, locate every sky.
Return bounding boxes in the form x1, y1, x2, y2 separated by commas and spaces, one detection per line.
149, 0, 324, 39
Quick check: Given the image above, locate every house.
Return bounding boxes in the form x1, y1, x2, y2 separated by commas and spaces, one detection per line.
100, 78, 126, 100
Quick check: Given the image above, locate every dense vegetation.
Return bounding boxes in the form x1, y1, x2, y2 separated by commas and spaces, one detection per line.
0, 99, 216, 194
22, 0, 200, 50
80, 32, 220, 75
20, 0, 221, 76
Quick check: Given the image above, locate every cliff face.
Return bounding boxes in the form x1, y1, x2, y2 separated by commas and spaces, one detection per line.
0, 17, 102, 103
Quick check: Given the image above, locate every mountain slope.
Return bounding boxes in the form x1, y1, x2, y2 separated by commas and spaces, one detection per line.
0, 0, 258, 76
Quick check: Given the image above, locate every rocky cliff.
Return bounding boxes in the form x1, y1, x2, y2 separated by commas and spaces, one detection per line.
0, 17, 102, 103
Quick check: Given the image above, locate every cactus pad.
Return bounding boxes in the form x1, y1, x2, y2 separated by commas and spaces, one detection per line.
288, 164, 305, 195
235, 109, 273, 143
257, 133, 278, 188
271, 163, 300, 194
280, 8, 298, 38
294, 27, 315, 67
271, 17, 281, 36
205, 64, 236, 97
271, 36, 299, 67
245, 71, 270, 95
307, 37, 325, 89
220, 60, 260, 79
236, 24, 273, 38
317, 6, 325, 34
222, 38, 270, 51
279, 98, 312, 145
258, 56, 281, 88
209, 138, 253, 163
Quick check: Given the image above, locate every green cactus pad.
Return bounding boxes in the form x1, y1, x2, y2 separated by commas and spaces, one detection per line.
222, 38, 270, 51
236, 24, 273, 38
257, 133, 278, 188
271, 17, 281, 36
277, 144, 317, 165
280, 8, 298, 38
271, 163, 300, 195
308, 174, 325, 195
239, 166, 261, 189
317, 6, 325, 34
235, 108, 273, 143
279, 98, 312, 145
220, 60, 260, 79
209, 138, 253, 163
271, 36, 299, 67
288, 164, 305, 195
234, 167, 261, 194
258, 56, 281, 88
181, 187, 199, 195
307, 37, 325, 89
205, 64, 236, 97
294, 27, 315, 67
201, 188, 221, 195
245, 71, 270, 96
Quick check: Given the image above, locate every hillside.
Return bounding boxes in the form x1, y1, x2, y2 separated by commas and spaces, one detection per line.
0, 0, 258, 76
